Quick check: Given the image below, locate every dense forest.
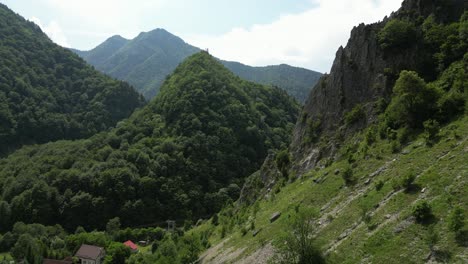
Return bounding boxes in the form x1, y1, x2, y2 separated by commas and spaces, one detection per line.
74, 29, 321, 102
0, 51, 299, 234
0, 4, 145, 155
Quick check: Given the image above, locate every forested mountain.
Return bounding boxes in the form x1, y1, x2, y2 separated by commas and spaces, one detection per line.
74, 30, 321, 102
220, 61, 321, 103
0, 4, 145, 155
0, 51, 299, 233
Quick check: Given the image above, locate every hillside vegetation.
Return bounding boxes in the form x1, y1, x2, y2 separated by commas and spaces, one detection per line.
0, 52, 299, 235
179, 3, 468, 264
0, 4, 145, 155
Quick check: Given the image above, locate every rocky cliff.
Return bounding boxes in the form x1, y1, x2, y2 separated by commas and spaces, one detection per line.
290, 0, 465, 172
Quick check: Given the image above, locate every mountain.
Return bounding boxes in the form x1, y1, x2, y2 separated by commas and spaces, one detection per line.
0, 4, 145, 155
74, 29, 321, 102
179, 1, 467, 263
220, 61, 321, 103
0, 51, 299, 233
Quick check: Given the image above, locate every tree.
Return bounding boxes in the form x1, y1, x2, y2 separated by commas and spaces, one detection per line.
103, 242, 131, 264
271, 210, 325, 264
106, 217, 121, 235
378, 19, 416, 50
385, 71, 439, 129
412, 200, 433, 223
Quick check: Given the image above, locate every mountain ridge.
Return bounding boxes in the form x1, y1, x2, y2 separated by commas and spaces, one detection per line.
73, 30, 322, 102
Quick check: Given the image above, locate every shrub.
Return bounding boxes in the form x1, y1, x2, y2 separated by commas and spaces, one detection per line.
342, 165, 355, 186
448, 206, 465, 232
276, 149, 291, 178
378, 19, 416, 50
365, 126, 377, 145
345, 104, 365, 125
423, 119, 440, 145
401, 170, 416, 191
412, 200, 433, 223
375, 180, 385, 191
270, 210, 325, 264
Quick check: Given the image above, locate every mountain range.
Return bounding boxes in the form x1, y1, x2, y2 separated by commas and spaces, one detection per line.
73, 29, 322, 103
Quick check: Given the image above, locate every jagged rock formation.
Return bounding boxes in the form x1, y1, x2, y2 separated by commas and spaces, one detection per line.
290, 0, 465, 172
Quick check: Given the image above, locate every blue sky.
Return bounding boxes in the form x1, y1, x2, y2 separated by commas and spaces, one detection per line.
0, 0, 402, 72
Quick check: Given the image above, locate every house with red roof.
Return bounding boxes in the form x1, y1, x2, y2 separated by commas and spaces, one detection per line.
123, 240, 138, 252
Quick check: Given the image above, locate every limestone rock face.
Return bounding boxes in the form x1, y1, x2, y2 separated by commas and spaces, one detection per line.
290, 0, 465, 172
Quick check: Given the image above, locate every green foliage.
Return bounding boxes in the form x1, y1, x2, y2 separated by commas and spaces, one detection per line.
103, 242, 131, 264
275, 149, 291, 178
344, 104, 365, 125
400, 170, 416, 191
384, 71, 439, 129
106, 217, 121, 236
0, 4, 145, 155
304, 117, 321, 144
341, 165, 355, 186
378, 19, 416, 50
375, 180, 384, 191
270, 210, 325, 264
447, 206, 465, 233
423, 119, 440, 145
412, 200, 433, 223
0, 52, 299, 232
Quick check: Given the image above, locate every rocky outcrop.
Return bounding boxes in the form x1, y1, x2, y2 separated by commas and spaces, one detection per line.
237, 153, 282, 205
290, 0, 465, 173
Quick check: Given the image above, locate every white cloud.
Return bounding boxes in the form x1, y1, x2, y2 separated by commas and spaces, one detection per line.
184, 0, 402, 72
30, 16, 70, 47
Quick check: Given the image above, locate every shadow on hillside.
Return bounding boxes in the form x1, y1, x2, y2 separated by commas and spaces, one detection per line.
455, 230, 468, 247
404, 183, 421, 194
432, 249, 452, 263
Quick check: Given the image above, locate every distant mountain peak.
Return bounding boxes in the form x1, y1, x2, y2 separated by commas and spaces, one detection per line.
73, 28, 321, 102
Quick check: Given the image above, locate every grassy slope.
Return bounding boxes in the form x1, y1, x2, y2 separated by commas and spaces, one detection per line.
193, 115, 467, 263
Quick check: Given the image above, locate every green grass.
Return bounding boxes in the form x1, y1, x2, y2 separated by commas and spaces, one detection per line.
192, 116, 468, 263
0, 252, 13, 261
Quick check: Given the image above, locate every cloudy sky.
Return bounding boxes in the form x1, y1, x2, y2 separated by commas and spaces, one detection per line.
1, 0, 402, 72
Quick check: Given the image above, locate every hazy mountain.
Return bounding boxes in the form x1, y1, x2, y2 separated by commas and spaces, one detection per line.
74, 29, 321, 102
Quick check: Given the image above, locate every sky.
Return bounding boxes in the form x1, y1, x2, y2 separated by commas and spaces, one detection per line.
1, 0, 402, 73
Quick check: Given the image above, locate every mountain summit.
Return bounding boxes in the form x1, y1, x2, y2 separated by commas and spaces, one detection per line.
74, 30, 321, 102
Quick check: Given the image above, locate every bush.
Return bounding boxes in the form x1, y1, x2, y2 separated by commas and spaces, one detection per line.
276, 149, 291, 178
412, 200, 433, 223
401, 170, 416, 191
375, 180, 385, 191
344, 104, 365, 125
378, 19, 416, 50
270, 210, 325, 264
423, 119, 440, 145
342, 165, 355, 186
448, 206, 465, 232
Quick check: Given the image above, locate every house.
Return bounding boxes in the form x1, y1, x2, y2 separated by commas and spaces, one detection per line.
123, 240, 138, 252
75, 244, 105, 264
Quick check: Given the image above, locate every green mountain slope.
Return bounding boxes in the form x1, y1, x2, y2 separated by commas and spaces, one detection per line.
0, 4, 145, 155
0, 52, 299, 232
172, 1, 467, 264
74, 30, 321, 102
